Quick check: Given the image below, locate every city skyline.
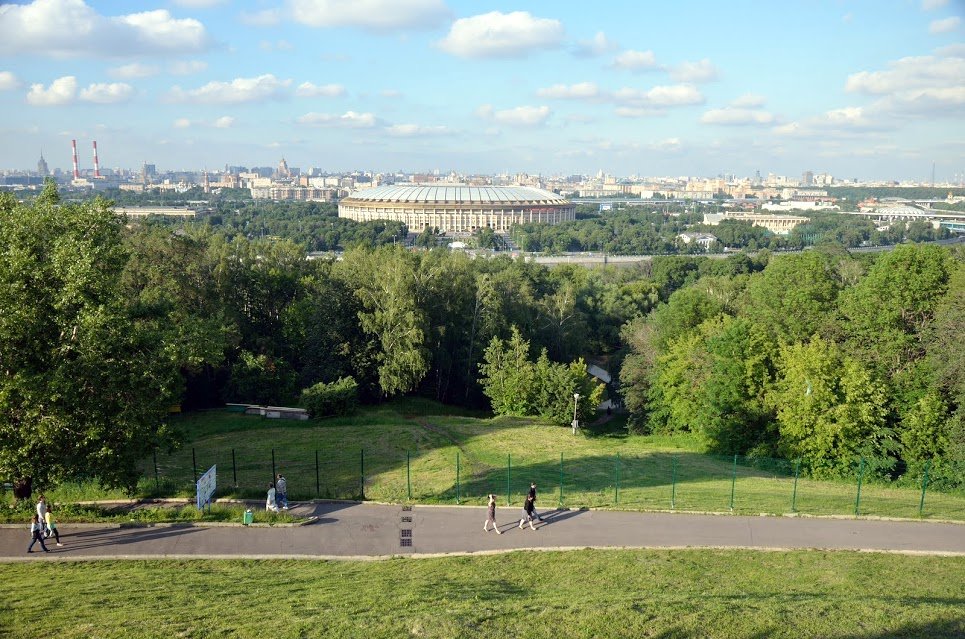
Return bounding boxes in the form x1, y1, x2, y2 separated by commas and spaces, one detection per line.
0, 0, 963, 181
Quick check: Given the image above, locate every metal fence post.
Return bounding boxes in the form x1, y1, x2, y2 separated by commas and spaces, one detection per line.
456, 452, 461, 505
271, 449, 276, 485
729, 454, 737, 511
791, 459, 800, 513
918, 460, 931, 517
232, 449, 237, 487
854, 457, 866, 517
153, 450, 159, 492
671, 456, 677, 510
407, 451, 412, 501
315, 450, 320, 498
192, 447, 198, 483
507, 453, 511, 506
360, 448, 365, 500
558, 452, 563, 508
615, 453, 620, 505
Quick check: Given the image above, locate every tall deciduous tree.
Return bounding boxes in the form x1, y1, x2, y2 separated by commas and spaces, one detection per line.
0, 182, 182, 493
743, 252, 840, 345
769, 338, 893, 478
337, 247, 429, 397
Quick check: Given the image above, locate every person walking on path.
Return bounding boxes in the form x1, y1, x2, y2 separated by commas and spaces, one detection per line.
266, 483, 279, 512
45, 506, 63, 547
35, 495, 48, 535
27, 514, 50, 553
528, 482, 544, 522
484, 494, 502, 534
275, 474, 288, 510
519, 495, 537, 531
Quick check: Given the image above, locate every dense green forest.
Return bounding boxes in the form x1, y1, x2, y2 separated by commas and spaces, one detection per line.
1, 183, 963, 493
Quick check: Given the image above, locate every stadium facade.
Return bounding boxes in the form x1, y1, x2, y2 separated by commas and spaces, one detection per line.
338, 184, 574, 234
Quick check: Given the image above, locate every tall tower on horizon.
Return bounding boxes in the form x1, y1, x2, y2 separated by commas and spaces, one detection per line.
37, 152, 49, 177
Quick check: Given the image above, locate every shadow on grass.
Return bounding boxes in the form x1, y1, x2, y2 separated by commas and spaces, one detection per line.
448, 452, 798, 506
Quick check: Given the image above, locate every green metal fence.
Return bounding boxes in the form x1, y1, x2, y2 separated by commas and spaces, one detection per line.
139, 448, 964, 521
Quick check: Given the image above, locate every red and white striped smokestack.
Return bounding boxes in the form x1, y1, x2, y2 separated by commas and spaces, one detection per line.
92, 140, 101, 178
71, 139, 79, 179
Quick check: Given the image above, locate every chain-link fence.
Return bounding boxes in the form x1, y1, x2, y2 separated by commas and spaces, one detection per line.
140, 447, 963, 521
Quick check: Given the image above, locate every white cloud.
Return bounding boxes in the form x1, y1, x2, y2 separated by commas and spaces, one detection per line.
108, 63, 158, 79
649, 137, 682, 152
536, 82, 599, 99
615, 84, 704, 107
172, 0, 226, 7
169, 74, 292, 104
290, 0, 450, 31
476, 104, 551, 126
922, 0, 949, 10
701, 94, 774, 125
26, 75, 77, 106
260, 39, 295, 52
438, 11, 564, 58
295, 82, 346, 97
731, 93, 766, 108
573, 31, 617, 57
79, 82, 134, 103
0, 0, 211, 57
701, 107, 775, 125
381, 89, 402, 98
296, 111, 378, 127
844, 54, 965, 118
615, 107, 663, 118
169, 60, 208, 76
846, 55, 964, 94
385, 124, 455, 137
0, 71, 21, 91
930, 16, 961, 34
669, 59, 719, 83
774, 106, 877, 138
936, 43, 965, 57
240, 8, 283, 27
611, 49, 658, 71
174, 115, 237, 128
825, 106, 869, 125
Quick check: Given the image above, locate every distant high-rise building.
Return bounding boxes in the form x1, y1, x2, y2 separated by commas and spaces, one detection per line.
37, 152, 49, 177
276, 158, 290, 178
803, 170, 814, 186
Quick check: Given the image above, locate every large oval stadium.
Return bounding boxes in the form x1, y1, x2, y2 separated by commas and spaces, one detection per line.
338, 184, 574, 234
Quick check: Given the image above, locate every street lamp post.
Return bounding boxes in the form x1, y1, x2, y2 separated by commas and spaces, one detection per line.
572, 393, 580, 435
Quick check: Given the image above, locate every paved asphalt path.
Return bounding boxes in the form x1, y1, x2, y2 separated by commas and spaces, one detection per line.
1, 502, 963, 561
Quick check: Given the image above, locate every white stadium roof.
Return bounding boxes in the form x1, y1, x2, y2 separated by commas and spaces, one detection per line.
344, 184, 568, 205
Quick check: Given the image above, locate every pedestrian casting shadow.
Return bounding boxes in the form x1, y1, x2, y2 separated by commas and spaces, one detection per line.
537, 509, 586, 525
56, 526, 204, 552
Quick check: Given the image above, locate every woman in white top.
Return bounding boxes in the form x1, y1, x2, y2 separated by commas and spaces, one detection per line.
266, 483, 278, 512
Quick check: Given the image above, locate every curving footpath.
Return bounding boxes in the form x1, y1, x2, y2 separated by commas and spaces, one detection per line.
1, 502, 963, 561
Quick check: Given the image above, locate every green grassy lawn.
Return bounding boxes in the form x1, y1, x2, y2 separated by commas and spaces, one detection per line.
1, 550, 963, 638
12, 400, 965, 521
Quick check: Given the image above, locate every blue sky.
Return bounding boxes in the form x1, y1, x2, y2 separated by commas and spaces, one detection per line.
0, 0, 963, 180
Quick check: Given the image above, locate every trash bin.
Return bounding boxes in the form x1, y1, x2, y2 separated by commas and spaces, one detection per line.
243, 509, 253, 526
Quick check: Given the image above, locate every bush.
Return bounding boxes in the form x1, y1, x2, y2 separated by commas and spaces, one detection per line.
301, 377, 359, 418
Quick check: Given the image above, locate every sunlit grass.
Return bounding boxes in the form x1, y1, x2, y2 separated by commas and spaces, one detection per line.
1, 550, 963, 639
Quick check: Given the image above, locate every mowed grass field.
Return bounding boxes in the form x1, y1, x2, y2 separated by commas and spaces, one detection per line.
1, 550, 963, 639
31, 400, 965, 521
